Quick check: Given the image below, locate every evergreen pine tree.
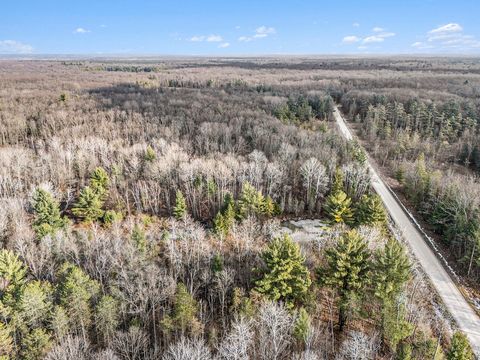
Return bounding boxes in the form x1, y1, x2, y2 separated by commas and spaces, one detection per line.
222, 193, 236, 220
447, 332, 474, 360
382, 301, 413, 352
162, 283, 200, 336
144, 145, 156, 162
237, 182, 265, 219
355, 194, 387, 226
331, 167, 344, 193
323, 190, 354, 224
211, 254, 224, 274
102, 210, 123, 227
90, 167, 110, 199
0, 322, 13, 358
50, 306, 69, 341
16, 281, 53, 329
0, 249, 27, 297
373, 238, 411, 302
94, 295, 119, 346
230, 287, 255, 319
31, 188, 67, 238
293, 307, 311, 344
21, 328, 51, 360
373, 239, 412, 351
262, 195, 280, 217
397, 342, 412, 360
131, 224, 147, 253
72, 186, 104, 223
382, 303, 414, 353
56, 263, 100, 335
319, 230, 371, 330
254, 234, 311, 309
213, 212, 227, 237
214, 192, 237, 237
173, 190, 187, 219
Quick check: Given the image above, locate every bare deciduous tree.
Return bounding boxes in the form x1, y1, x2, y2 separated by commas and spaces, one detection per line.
336, 331, 379, 360
256, 301, 293, 360
162, 337, 212, 360
217, 317, 254, 360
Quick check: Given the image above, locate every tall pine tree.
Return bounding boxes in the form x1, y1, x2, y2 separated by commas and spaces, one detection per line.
373, 238, 412, 351
31, 188, 67, 238
323, 190, 354, 225
72, 186, 104, 223
255, 234, 311, 309
318, 230, 370, 330
173, 190, 187, 219
354, 194, 387, 226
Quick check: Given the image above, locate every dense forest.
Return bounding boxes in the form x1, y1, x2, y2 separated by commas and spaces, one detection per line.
338, 76, 480, 281
0, 58, 477, 359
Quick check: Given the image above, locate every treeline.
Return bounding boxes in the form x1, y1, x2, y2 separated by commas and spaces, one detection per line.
340, 93, 480, 172
98, 65, 161, 73
274, 94, 333, 124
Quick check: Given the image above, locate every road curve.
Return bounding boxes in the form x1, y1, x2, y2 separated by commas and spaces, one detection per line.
333, 106, 480, 355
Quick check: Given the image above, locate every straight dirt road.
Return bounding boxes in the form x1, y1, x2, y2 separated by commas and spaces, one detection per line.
333, 105, 480, 355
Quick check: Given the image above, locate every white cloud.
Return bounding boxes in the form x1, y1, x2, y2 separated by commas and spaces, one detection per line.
429, 23, 462, 34
352, 22, 360, 27
238, 25, 276, 42
235, 25, 240, 30
416, 23, 480, 51
342, 28, 395, 46
254, 26, 276, 37
379, 32, 395, 38
189, 34, 223, 42
0, 40, 34, 54
206, 34, 223, 42
363, 35, 384, 43
74, 27, 90, 34
363, 32, 395, 43
100, 24, 107, 28
218, 42, 230, 48
190, 35, 205, 42
342, 35, 360, 44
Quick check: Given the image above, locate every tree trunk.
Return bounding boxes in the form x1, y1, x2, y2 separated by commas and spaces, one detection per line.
338, 304, 347, 332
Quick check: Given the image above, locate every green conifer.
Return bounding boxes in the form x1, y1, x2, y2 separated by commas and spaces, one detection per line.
31, 188, 67, 238
447, 332, 474, 360
255, 234, 311, 309
319, 230, 370, 330
293, 307, 311, 344
90, 167, 110, 199
72, 186, 104, 223
173, 190, 187, 219
323, 190, 354, 224
355, 194, 387, 226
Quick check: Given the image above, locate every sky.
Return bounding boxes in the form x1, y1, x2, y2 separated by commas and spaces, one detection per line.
1, 0, 479, 55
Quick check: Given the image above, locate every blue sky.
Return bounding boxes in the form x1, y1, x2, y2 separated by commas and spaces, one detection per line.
1, 0, 479, 55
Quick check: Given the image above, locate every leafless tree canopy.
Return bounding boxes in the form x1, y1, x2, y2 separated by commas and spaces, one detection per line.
0, 57, 473, 359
